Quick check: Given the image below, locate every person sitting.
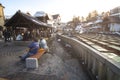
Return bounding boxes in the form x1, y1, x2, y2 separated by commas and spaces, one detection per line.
39, 37, 49, 52
19, 38, 39, 61
16, 33, 23, 41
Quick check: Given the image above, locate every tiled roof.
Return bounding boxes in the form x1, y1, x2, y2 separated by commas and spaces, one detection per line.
5, 10, 51, 28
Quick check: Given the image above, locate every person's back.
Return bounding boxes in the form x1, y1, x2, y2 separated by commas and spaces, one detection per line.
28, 41, 39, 54
39, 38, 47, 48
39, 37, 49, 52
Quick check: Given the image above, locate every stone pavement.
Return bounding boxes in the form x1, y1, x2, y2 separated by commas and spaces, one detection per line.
0, 37, 90, 80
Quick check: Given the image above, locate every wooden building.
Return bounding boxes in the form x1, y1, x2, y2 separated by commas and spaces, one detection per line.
4, 10, 52, 40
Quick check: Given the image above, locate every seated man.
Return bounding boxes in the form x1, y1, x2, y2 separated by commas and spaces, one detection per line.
39, 37, 49, 52
19, 38, 39, 61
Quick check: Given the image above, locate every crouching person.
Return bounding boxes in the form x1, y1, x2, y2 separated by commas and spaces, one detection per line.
19, 38, 39, 61
39, 37, 49, 52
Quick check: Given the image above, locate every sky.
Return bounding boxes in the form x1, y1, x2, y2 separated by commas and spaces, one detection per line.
0, 0, 120, 22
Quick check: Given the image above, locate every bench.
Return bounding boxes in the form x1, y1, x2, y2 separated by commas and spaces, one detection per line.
30, 48, 46, 59
26, 48, 46, 69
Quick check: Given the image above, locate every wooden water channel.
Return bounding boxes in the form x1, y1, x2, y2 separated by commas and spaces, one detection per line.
58, 34, 120, 80
75, 33, 120, 55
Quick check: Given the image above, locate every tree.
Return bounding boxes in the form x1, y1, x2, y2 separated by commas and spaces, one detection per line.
72, 16, 80, 27
86, 12, 92, 21
81, 16, 85, 22
92, 10, 98, 17
102, 11, 110, 32
86, 10, 99, 21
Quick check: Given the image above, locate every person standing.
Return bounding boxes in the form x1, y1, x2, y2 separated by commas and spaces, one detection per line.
3, 29, 8, 42
7, 31, 11, 41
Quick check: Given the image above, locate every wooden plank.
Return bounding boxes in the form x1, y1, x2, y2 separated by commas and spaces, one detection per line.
30, 48, 45, 59
107, 45, 120, 51
102, 53, 120, 62
109, 42, 120, 45
91, 45, 108, 52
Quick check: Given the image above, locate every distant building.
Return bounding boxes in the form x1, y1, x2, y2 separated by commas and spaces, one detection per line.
52, 14, 61, 26
75, 24, 85, 34
109, 6, 120, 32
52, 14, 61, 32
34, 11, 50, 23
81, 15, 103, 33
34, 12, 62, 32
0, 3, 5, 30
110, 6, 120, 18
0, 3, 5, 38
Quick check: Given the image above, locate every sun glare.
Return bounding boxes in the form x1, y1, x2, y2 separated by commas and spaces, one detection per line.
60, 0, 120, 22
1, 0, 120, 22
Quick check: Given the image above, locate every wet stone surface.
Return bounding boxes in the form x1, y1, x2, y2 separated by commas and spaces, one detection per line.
0, 38, 90, 80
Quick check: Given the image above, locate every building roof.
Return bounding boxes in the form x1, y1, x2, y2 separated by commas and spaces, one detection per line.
52, 14, 60, 19
34, 11, 53, 22
0, 3, 5, 8
4, 10, 51, 28
34, 11, 46, 17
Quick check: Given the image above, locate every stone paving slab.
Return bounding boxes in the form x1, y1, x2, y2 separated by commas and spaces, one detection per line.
5, 72, 59, 80
0, 38, 90, 80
